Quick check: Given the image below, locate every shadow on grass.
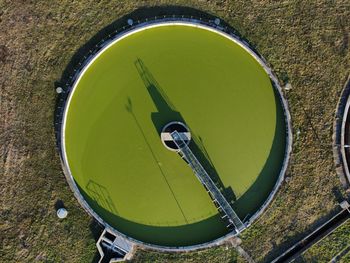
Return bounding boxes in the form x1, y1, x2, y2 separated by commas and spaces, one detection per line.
54, 5, 252, 147
89, 219, 104, 263
263, 206, 342, 262
53, 3, 287, 253
332, 186, 345, 204
54, 199, 65, 211
57, 5, 243, 89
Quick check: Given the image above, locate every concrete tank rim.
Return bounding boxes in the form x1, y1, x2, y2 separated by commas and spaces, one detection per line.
57, 16, 293, 251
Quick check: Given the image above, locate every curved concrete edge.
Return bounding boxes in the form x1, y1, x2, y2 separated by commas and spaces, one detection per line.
334, 75, 350, 188
57, 16, 293, 252
245, 64, 293, 227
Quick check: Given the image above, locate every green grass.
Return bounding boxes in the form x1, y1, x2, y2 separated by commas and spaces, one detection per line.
299, 219, 350, 262
64, 24, 285, 246
340, 249, 350, 263
130, 246, 246, 263
1, 0, 349, 262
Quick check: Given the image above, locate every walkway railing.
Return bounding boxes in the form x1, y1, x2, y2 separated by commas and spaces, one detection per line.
171, 131, 245, 233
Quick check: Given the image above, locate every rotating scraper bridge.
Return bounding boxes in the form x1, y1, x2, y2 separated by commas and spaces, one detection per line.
136, 55, 245, 233
57, 15, 292, 260
171, 131, 246, 233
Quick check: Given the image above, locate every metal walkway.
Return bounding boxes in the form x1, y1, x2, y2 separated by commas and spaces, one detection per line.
96, 229, 134, 262
171, 131, 245, 233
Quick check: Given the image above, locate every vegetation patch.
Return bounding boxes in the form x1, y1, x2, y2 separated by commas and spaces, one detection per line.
299, 219, 350, 262
0, 1, 349, 262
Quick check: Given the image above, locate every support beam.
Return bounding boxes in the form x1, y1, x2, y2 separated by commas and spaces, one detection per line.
171, 131, 245, 233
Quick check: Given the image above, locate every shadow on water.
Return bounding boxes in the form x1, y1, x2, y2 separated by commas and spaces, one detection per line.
80, 71, 287, 246
86, 180, 119, 216
52, 4, 275, 251
232, 85, 287, 219
133, 58, 236, 204
54, 6, 231, 149
54, 5, 253, 145
77, 183, 228, 246
125, 98, 189, 223
56, 5, 243, 91
84, 181, 111, 262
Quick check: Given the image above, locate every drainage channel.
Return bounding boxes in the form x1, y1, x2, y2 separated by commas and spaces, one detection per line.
272, 202, 350, 263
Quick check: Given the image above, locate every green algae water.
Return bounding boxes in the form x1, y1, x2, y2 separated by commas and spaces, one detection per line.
63, 24, 286, 246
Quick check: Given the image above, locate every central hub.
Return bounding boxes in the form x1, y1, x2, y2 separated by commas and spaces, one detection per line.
161, 122, 191, 151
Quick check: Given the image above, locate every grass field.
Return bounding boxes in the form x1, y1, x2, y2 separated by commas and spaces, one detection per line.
1, 1, 349, 262
298, 218, 350, 262
64, 24, 286, 246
